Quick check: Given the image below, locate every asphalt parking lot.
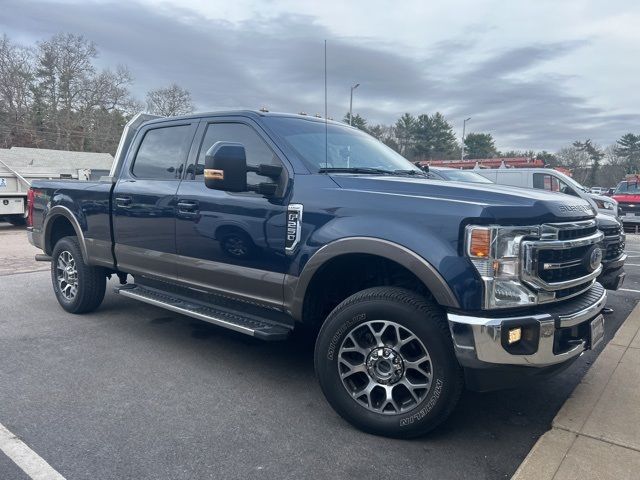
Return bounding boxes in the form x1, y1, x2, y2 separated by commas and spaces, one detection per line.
1, 222, 639, 480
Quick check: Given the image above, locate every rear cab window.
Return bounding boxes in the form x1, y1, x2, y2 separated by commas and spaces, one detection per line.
131, 124, 193, 179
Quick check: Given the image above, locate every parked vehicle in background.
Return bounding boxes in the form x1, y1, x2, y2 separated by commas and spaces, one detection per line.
0, 147, 113, 226
437, 167, 626, 291
605, 188, 616, 197
476, 168, 618, 217
423, 166, 493, 184
28, 111, 609, 438
612, 177, 640, 228
590, 187, 605, 195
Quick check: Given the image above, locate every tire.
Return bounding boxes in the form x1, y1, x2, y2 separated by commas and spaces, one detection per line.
7, 215, 26, 226
51, 236, 106, 314
314, 287, 463, 438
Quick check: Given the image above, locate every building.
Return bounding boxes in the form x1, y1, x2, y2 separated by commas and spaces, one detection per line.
0, 147, 114, 224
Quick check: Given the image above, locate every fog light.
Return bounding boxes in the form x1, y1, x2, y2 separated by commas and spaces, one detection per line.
508, 327, 522, 344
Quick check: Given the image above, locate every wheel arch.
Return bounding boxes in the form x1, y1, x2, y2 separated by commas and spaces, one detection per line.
43, 206, 89, 262
285, 237, 460, 322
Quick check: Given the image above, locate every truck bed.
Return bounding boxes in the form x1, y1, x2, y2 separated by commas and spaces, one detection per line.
30, 178, 116, 268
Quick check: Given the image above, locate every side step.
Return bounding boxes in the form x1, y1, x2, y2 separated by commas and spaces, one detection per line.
114, 284, 292, 341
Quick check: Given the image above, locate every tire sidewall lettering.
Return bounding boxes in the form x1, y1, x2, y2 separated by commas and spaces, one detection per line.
398, 378, 444, 427
327, 312, 366, 360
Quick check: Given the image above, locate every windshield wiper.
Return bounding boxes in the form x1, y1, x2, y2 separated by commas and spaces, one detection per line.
318, 167, 426, 176
318, 167, 397, 175
393, 169, 426, 176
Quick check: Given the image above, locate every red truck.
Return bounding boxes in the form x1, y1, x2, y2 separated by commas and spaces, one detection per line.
612, 175, 640, 227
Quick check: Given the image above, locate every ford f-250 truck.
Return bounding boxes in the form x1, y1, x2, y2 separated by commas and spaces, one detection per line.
27, 111, 607, 438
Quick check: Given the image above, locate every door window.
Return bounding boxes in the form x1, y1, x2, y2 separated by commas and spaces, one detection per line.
193, 123, 282, 185
132, 125, 192, 179
533, 173, 577, 196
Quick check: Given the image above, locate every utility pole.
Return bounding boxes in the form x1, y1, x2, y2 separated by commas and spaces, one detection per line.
349, 83, 360, 125
461, 117, 471, 160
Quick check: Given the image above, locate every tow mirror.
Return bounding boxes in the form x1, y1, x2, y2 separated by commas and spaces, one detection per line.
204, 142, 248, 192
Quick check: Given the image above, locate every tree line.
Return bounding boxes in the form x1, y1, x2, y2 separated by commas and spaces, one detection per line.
0, 33, 194, 154
345, 111, 640, 187
2, 32, 639, 188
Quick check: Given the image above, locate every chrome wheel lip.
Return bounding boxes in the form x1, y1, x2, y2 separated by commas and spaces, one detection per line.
337, 319, 434, 416
55, 250, 78, 301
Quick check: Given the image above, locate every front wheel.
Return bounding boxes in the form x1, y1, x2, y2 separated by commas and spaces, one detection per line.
314, 287, 463, 438
51, 236, 106, 314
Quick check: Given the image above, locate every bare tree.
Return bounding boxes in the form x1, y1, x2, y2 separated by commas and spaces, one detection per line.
556, 146, 590, 184
0, 35, 36, 147
146, 83, 194, 117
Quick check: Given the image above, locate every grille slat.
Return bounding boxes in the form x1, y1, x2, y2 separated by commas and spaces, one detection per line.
521, 220, 602, 297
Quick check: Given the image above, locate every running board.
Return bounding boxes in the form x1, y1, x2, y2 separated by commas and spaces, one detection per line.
114, 284, 292, 341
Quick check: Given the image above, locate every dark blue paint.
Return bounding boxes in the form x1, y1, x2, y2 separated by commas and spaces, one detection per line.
30, 112, 597, 313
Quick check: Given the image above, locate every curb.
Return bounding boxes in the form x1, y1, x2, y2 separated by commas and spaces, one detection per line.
512, 302, 640, 480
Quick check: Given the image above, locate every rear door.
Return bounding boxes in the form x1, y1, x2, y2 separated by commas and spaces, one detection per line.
112, 120, 197, 280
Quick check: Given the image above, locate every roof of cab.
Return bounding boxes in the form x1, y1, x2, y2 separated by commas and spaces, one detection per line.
141, 110, 348, 128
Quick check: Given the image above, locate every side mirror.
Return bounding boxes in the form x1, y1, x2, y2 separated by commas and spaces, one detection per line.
204, 142, 248, 192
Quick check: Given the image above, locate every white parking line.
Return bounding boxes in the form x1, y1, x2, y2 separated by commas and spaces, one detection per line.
622, 264, 640, 267
0, 423, 65, 480
620, 288, 640, 294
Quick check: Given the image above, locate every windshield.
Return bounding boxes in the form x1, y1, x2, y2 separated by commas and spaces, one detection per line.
264, 117, 421, 174
556, 172, 587, 192
615, 181, 640, 194
437, 170, 493, 184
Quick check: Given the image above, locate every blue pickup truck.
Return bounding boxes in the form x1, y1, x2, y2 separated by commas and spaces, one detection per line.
27, 111, 607, 438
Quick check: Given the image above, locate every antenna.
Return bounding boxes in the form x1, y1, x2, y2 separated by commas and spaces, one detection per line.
324, 39, 328, 171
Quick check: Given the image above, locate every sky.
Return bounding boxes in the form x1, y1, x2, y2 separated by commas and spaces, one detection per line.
1, 0, 639, 151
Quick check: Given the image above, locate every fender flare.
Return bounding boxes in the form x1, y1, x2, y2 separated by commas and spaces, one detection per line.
285, 237, 460, 320
43, 205, 89, 262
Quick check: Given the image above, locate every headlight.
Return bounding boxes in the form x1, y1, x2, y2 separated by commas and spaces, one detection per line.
466, 225, 540, 309
594, 199, 614, 210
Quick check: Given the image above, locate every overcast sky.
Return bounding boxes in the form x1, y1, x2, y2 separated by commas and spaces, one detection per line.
2, 0, 639, 151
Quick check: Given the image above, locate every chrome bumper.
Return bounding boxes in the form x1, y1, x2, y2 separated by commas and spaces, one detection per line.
447, 283, 606, 368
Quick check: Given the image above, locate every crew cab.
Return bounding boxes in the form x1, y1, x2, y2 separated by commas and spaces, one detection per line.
28, 111, 607, 438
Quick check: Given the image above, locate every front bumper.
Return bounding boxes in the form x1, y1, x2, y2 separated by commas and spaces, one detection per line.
447, 283, 606, 369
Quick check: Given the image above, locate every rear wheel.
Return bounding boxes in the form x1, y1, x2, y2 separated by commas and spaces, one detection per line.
51, 236, 106, 313
314, 287, 463, 438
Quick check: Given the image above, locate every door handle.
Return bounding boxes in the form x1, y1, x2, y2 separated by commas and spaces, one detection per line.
115, 196, 132, 207
177, 200, 199, 212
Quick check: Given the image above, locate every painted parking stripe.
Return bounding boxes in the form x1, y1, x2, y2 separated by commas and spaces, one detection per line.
620, 288, 640, 294
0, 423, 65, 480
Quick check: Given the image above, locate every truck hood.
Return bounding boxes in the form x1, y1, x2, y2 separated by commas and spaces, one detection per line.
330, 174, 597, 222
612, 193, 640, 204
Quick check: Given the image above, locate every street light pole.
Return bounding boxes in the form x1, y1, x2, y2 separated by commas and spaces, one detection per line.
461, 117, 471, 160
349, 83, 360, 125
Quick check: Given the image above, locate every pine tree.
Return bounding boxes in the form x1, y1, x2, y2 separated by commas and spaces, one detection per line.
615, 133, 640, 174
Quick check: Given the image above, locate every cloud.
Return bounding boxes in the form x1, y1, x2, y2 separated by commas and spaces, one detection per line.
1, 0, 637, 151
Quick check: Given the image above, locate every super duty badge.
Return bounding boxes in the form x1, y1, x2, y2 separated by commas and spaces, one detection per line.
285, 204, 303, 254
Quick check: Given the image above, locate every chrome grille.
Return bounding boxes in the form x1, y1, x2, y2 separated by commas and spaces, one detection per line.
521, 220, 603, 299
557, 224, 598, 240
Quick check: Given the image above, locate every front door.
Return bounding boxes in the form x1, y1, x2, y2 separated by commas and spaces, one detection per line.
112, 121, 196, 280
175, 119, 289, 307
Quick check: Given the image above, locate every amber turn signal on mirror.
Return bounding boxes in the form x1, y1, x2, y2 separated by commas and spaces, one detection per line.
204, 169, 224, 180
